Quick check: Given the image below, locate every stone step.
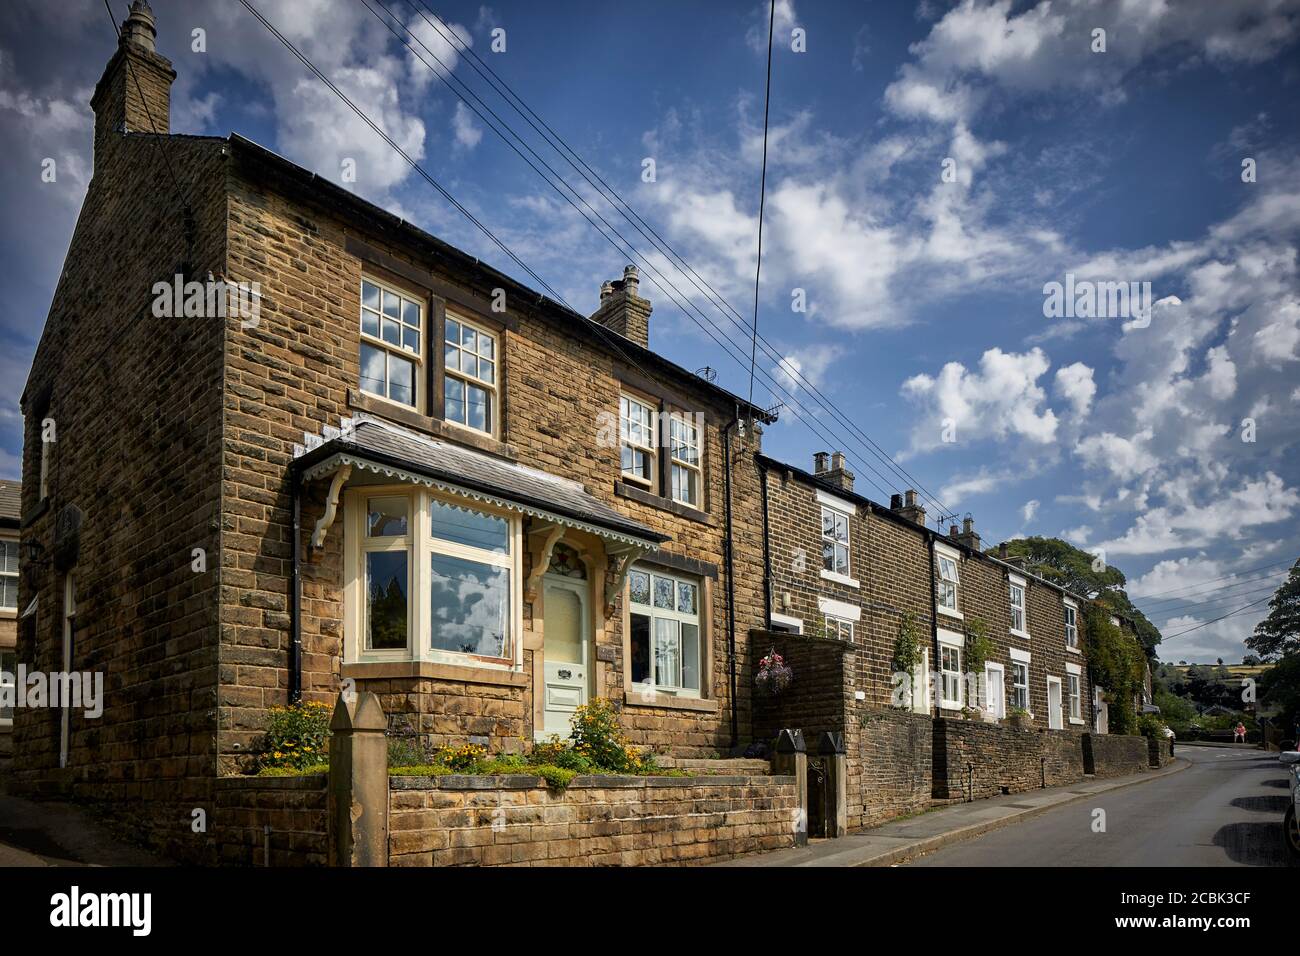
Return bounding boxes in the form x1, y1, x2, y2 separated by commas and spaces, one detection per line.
656, 757, 772, 775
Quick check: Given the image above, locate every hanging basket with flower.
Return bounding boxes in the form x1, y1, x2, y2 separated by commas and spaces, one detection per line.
755, 648, 793, 697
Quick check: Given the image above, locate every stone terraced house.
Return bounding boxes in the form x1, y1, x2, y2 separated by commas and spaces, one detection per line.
0, 479, 18, 769
9, 3, 1160, 865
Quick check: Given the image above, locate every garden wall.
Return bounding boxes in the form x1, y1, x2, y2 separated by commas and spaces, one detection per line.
1148, 735, 1174, 768
849, 709, 932, 829
1083, 733, 1150, 777
932, 719, 1083, 800
213, 775, 328, 866
388, 773, 797, 866
749, 629, 852, 747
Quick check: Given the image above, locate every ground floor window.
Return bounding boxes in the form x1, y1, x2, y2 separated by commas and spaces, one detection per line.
627, 566, 701, 696
1010, 661, 1029, 711
1067, 673, 1082, 721
349, 486, 520, 666
939, 643, 963, 709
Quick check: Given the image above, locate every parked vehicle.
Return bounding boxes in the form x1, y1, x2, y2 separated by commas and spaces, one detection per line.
1281, 751, 1300, 860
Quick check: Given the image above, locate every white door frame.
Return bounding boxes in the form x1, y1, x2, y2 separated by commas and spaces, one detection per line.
1046, 675, 1063, 730
985, 662, 1005, 720
540, 574, 592, 738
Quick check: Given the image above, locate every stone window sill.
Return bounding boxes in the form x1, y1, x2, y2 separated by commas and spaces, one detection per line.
820, 569, 860, 589
936, 606, 964, 621
1069, 717, 1085, 726
1066, 645, 1081, 654
342, 660, 528, 687
1009, 628, 1030, 640
614, 481, 715, 526
622, 690, 719, 714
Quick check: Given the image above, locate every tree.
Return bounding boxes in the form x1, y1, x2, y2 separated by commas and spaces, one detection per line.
1259, 653, 1300, 739
991, 536, 1163, 655
1242, 654, 1261, 666
1247, 561, 1300, 660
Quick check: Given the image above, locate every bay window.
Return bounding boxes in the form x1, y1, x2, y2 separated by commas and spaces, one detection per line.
444, 314, 498, 435
627, 566, 702, 697
360, 278, 422, 408
348, 486, 520, 666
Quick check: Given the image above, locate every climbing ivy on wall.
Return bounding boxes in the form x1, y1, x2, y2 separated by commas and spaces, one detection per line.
1084, 606, 1148, 735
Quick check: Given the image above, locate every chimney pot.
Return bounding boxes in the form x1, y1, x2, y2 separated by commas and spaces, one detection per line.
590, 266, 651, 347
949, 525, 959, 538
998, 542, 1008, 559
831, 451, 846, 472
813, 451, 830, 474
889, 493, 902, 510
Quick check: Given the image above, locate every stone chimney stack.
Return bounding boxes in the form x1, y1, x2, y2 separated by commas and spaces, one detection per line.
590, 265, 653, 348
954, 516, 981, 551
814, 450, 855, 492
891, 489, 926, 526
90, 0, 175, 167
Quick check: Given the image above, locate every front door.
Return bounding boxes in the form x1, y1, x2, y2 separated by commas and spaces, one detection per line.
1094, 686, 1109, 734
985, 664, 1005, 720
542, 576, 590, 737
1047, 677, 1063, 730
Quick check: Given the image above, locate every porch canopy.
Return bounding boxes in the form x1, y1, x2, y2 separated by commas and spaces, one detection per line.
294, 419, 669, 554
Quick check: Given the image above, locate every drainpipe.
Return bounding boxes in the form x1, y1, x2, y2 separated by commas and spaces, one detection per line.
927, 533, 939, 716
721, 414, 740, 750
289, 468, 303, 705
758, 459, 772, 629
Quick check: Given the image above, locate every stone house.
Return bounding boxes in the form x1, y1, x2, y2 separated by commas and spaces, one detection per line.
0, 479, 18, 768
14, 2, 773, 859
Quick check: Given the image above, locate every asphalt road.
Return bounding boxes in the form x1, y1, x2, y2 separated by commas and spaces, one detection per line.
907, 745, 1297, 867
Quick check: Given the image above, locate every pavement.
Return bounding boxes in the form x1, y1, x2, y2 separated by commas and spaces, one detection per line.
721, 754, 1193, 867
0, 790, 171, 867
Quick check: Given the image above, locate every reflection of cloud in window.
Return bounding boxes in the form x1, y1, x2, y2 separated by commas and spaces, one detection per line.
430, 556, 508, 656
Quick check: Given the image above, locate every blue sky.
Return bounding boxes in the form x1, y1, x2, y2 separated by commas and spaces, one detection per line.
2, 0, 1299, 663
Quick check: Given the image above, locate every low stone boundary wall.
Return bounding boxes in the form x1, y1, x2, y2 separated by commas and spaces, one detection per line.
850, 709, 932, 828
1148, 735, 1174, 768
388, 773, 797, 866
1083, 733, 1150, 777
214, 775, 328, 866
933, 719, 1084, 800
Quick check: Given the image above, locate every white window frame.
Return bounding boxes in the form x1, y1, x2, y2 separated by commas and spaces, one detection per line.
618, 393, 656, 487
769, 612, 803, 634
1008, 575, 1028, 637
819, 504, 854, 585
668, 413, 702, 508
938, 629, 965, 710
443, 311, 500, 437
1066, 661, 1083, 724
627, 566, 703, 698
824, 615, 854, 642
911, 647, 931, 714
359, 276, 423, 410
1009, 654, 1030, 714
344, 485, 522, 670
0, 536, 17, 611
1064, 598, 1079, 652
936, 549, 961, 619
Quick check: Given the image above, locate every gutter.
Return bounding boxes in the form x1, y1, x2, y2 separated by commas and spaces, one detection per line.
721, 414, 740, 750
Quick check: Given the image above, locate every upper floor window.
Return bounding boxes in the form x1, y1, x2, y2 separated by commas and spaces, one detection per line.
627, 566, 702, 697
619, 394, 655, 486
444, 315, 498, 435
821, 506, 850, 577
1064, 602, 1078, 648
669, 414, 701, 507
1009, 578, 1027, 635
360, 278, 422, 408
0, 539, 17, 610
937, 553, 960, 613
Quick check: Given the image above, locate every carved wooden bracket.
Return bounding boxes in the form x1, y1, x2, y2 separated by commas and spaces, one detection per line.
603, 544, 649, 618
311, 464, 352, 549
525, 521, 565, 603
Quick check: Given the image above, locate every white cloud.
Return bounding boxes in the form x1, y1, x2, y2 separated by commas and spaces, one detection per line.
451, 101, 482, 149
1054, 361, 1095, 417
1021, 499, 1039, 523
747, 0, 797, 53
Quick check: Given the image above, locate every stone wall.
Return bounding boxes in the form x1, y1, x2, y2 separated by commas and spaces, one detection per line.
1083, 733, 1151, 777
388, 773, 796, 866
213, 775, 328, 866
1148, 734, 1174, 768
749, 629, 851, 746
850, 708, 933, 828
933, 718, 1083, 800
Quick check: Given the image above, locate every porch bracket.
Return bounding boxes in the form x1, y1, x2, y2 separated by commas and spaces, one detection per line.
603, 544, 649, 618
525, 521, 566, 603
311, 464, 352, 549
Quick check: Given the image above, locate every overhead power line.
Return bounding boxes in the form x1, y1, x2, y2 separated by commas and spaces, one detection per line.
1128, 558, 1296, 602
748, 0, 776, 407
1134, 570, 1290, 611
1160, 593, 1274, 642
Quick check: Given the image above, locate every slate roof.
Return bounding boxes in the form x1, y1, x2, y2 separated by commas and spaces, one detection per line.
296, 420, 668, 546
0, 479, 19, 524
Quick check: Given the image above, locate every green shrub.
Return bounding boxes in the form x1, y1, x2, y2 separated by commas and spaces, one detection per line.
388, 736, 433, 768
432, 743, 488, 771
569, 698, 655, 772
257, 763, 328, 777
257, 700, 332, 771
1137, 714, 1168, 739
